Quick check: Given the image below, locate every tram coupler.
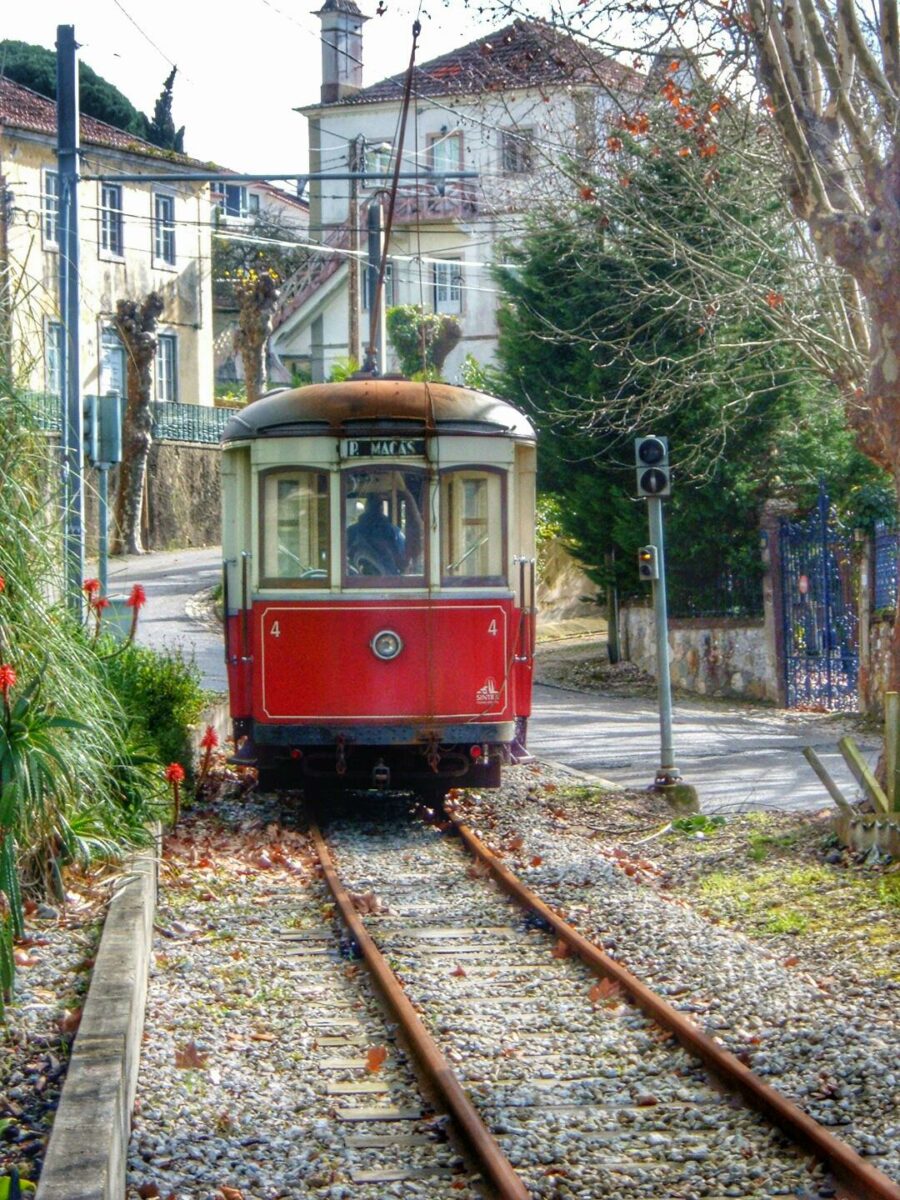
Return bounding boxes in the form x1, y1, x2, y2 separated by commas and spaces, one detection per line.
371, 759, 391, 789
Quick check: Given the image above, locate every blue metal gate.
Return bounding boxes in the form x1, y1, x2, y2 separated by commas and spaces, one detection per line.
780, 486, 859, 710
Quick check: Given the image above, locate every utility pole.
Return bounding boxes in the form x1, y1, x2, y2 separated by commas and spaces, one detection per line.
57, 24, 84, 609
365, 198, 386, 373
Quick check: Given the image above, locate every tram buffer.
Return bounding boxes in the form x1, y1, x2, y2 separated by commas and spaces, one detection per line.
635, 437, 697, 807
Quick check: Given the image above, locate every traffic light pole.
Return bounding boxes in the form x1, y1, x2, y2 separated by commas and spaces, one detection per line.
647, 496, 678, 785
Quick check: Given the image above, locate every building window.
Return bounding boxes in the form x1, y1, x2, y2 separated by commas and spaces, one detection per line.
430, 131, 462, 176
100, 328, 126, 397
364, 142, 392, 186
501, 128, 534, 174
43, 171, 60, 246
248, 192, 260, 215
100, 183, 124, 255
156, 334, 178, 402
212, 181, 248, 219
46, 322, 64, 395
433, 259, 462, 314
153, 193, 176, 265
363, 261, 393, 310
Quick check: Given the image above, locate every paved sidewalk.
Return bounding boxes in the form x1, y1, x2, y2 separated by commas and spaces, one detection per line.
110, 545, 878, 813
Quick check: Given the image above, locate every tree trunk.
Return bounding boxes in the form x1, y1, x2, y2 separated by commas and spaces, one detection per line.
234, 274, 279, 405
112, 293, 164, 556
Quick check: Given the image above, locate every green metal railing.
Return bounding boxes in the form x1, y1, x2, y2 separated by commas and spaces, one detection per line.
22, 392, 231, 445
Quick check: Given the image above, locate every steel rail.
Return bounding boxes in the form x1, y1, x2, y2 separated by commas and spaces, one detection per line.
450, 817, 900, 1200
308, 824, 531, 1200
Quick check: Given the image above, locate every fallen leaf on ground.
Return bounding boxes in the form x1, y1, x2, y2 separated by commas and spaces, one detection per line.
783, 955, 799, 967
348, 890, 388, 915
530, 855, 543, 867
58, 1007, 82, 1035
450, 964, 467, 977
218, 1187, 244, 1200
635, 1093, 658, 1106
551, 939, 570, 959
174, 1041, 208, 1069
13, 948, 39, 967
507, 834, 524, 852
366, 1045, 387, 1073
250, 1030, 277, 1043
589, 978, 623, 1006
137, 1184, 160, 1199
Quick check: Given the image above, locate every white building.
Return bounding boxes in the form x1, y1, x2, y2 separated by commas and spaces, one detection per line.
273, 3, 637, 382
0, 75, 214, 406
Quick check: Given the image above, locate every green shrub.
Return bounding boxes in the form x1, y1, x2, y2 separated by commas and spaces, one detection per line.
98, 642, 205, 771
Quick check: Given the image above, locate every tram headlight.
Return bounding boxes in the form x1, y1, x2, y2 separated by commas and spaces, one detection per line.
371, 629, 403, 661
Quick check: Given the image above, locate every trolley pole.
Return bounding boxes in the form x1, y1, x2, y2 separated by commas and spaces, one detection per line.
57, 24, 84, 611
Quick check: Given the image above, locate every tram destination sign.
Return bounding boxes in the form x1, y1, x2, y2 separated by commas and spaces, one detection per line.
341, 438, 426, 458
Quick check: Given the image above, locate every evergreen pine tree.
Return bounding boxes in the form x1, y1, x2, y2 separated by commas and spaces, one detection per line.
146, 66, 185, 153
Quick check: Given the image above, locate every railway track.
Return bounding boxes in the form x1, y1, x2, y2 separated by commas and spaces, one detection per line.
312, 798, 900, 1200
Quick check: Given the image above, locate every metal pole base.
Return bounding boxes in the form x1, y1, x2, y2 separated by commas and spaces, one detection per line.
650, 779, 700, 813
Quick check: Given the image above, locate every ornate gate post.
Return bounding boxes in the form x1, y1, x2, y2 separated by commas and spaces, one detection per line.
760, 498, 795, 706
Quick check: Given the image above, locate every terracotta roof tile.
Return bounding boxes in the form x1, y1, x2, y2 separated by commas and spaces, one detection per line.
0, 74, 200, 165
316, 18, 641, 107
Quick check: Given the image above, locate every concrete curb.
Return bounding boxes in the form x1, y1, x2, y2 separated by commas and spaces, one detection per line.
36, 835, 159, 1200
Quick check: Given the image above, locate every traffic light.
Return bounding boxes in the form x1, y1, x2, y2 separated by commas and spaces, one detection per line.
635, 436, 671, 497
638, 545, 659, 581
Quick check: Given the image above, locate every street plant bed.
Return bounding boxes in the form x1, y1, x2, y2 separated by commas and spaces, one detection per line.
0, 876, 109, 1191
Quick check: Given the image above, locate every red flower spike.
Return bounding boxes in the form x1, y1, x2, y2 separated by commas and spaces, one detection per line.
200, 725, 219, 751
92, 596, 110, 612
82, 578, 100, 597
165, 763, 186, 784
766, 290, 785, 308
0, 663, 17, 698
0, 575, 5, 593
126, 583, 147, 609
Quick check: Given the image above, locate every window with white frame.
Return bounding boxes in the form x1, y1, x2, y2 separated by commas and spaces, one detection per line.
46, 322, 64, 395
501, 128, 535, 174
212, 181, 248, 219
248, 191, 260, 215
430, 131, 462, 176
364, 141, 392, 186
43, 171, 60, 246
156, 334, 178, 402
100, 328, 126, 397
153, 193, 176, 265
433, 259, 462, 314
100, 183, 124, 255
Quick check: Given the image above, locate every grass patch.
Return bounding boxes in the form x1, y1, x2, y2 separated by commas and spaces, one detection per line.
765, 909, 809, 935
671, 814, 726, 836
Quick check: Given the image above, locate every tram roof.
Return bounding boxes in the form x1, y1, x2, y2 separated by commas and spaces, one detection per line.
221, 379, 536, 443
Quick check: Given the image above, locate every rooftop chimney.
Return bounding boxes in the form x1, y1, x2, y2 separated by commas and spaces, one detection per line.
315, 0, 368, 103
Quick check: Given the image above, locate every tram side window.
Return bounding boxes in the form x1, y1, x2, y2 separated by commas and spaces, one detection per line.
441, 469, 505, 584
261, 470, 329, 584
343, 468, 425, 581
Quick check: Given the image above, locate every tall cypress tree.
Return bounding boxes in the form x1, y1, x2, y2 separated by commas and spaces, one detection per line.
146, 66, 185, 153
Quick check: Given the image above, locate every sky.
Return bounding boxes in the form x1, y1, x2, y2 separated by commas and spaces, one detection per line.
1, 0, 529, 176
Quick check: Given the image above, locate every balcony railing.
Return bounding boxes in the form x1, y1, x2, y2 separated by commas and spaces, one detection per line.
392, 181, 478, 224
22, 392, 232, 446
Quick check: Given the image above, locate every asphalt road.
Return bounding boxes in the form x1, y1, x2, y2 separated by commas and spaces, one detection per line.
107, 545, 877, 813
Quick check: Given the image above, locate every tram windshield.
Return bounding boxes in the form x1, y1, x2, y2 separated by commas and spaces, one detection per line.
261, 469, 330, 584
343, 468, 425, 582
441, 469, 505, 584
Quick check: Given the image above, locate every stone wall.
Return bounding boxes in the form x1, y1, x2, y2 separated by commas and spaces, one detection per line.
83, 441, 220, 553
620, 604, 775, 701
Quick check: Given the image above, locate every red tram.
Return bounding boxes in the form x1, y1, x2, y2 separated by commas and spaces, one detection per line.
221, 378, 536, 796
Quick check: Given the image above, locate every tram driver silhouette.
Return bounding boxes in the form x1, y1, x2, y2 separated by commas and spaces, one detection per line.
347, 493, 418, 576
